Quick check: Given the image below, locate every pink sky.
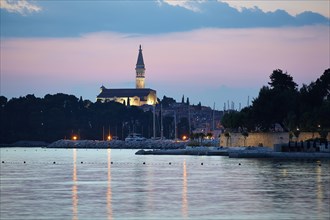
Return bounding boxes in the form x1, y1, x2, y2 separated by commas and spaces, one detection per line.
1, 26, 329, 108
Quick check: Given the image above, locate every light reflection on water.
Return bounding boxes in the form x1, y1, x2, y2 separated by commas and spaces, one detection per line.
72, 149, 78, 220
107, 149, 113, 220
182, 160, 188, 219
0, 148, 329, 220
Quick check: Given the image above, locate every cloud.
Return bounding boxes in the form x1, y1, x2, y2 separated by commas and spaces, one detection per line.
221, 0, 330, 18
1, 1, 328, 37
0, 0, 41, 15
163, 0, 203, 12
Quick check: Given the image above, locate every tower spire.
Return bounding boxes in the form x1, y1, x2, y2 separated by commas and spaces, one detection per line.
135, 45, 145, 89
136, 45, 145, 68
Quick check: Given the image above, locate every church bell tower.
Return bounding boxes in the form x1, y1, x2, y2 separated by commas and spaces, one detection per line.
135, 45, 145, 89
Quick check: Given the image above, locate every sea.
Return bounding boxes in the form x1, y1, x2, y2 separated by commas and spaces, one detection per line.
0, 148, 329, 220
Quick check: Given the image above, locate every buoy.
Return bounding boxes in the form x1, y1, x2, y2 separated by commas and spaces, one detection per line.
81, 161, 83, 164
143, 162, 146, 165
111, 162, 113, 164
319, 164, 322, 167
239, 163, 241, 165
2, 161, 4, 163
169, 162, 171, 165
23, 161, 26, 164
201, 163, 203, 165
53, 161, 56, 164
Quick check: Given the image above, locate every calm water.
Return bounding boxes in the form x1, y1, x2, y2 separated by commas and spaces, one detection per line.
0, 148, 329, 220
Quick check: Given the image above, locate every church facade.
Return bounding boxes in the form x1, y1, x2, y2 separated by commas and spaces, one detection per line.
97, 45, 157, 106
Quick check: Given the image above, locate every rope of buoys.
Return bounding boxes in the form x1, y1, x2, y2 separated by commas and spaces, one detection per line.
0, 160, 324, 167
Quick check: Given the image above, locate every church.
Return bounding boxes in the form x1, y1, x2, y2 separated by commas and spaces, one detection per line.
97, 45, 157, 106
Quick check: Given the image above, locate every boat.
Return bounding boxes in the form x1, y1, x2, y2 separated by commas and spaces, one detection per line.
125, 133, 146, 141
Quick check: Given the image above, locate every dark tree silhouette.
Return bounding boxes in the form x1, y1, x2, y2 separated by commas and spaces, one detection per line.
221, 68, 329, 135
268, 69, 298, 91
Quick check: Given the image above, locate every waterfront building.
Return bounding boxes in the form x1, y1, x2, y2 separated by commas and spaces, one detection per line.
97, 45, 157, 106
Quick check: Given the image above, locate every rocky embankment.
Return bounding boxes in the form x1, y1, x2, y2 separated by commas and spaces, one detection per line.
0, 140, 49, 147
46, 139, 186, 149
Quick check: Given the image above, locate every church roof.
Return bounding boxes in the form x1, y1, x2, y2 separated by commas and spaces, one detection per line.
97, 88, 155, 100
136, 45, 145, 68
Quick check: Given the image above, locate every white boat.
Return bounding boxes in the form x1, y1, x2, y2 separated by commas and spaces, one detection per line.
125, 133, 146, 141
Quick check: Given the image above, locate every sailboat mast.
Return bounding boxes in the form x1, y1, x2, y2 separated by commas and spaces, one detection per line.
212, 102, 215, 131
160, 104, 163, 139
153, 105, 156, 139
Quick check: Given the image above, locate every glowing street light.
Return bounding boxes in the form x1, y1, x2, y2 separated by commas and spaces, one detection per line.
107, 135, 112, 141
182, 135, 188, 141
72, 135, 78, 140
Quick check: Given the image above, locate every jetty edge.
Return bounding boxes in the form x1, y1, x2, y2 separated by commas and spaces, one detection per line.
135, 145, 330, 159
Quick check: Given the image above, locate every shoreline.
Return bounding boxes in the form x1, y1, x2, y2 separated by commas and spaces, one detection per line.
136, 147, 330, 159
2, 139, 329, 160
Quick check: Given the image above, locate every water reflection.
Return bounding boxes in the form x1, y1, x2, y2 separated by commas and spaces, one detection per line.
147, 164, 154, 211
282, 168, 287, 177
107, 149, 113, 220
182, 160, 188, 218
72, 149, 78, 220
316, 164, 323, 216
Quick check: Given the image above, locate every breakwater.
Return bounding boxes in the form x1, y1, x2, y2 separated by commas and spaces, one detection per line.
46, 139, 186, 149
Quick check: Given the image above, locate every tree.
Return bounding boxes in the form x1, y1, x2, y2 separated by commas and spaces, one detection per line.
224, 131, 231, 146
268, 69, 297, 91
177, 117, 189, 139
242, 131, 249, 146
220, 68, 329, 134
197, 102, 202, 110
221, 111, 242, 129
161, 96, 176, 108
251, 70, 299, 130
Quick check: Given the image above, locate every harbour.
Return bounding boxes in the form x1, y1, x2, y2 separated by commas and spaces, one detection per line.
1, 148, 329, 220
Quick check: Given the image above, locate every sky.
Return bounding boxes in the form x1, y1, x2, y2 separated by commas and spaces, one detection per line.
1, 0, 329, 109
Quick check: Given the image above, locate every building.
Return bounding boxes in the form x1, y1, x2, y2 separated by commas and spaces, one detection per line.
97, 45, 157, 106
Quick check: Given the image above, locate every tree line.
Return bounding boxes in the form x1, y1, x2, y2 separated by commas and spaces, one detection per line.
221, 68, 330, 138
0, 94, 188, 143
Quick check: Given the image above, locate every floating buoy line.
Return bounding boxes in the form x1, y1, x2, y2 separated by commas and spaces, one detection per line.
0, 160, 324, 167
0, 160, 242, 167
